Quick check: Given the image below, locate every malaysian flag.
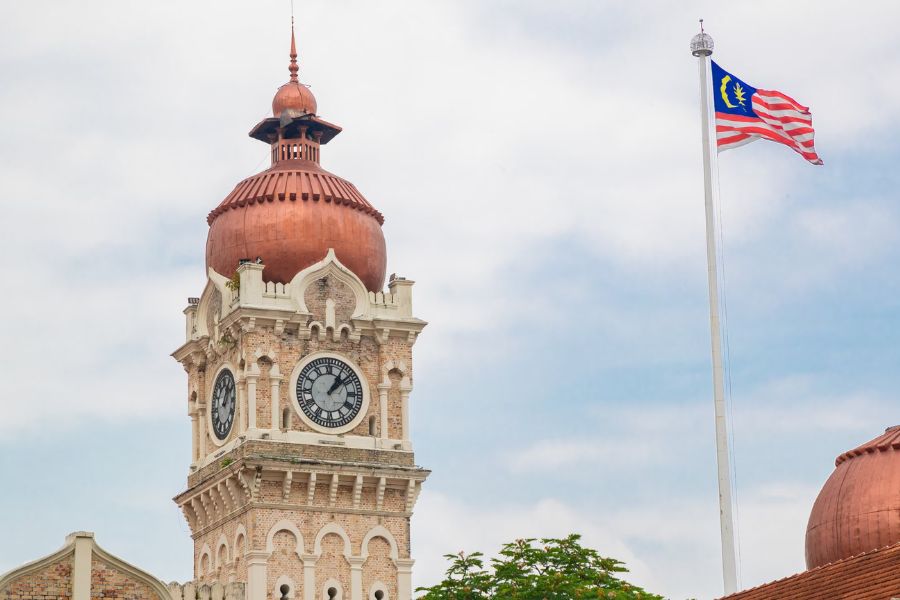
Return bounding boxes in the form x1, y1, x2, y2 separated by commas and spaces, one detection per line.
712, 61, 822, 165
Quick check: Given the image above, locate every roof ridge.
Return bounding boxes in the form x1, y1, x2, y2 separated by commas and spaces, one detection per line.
207, 165, 384, 226
835, 426, 900, 466
718, 540, 900, 599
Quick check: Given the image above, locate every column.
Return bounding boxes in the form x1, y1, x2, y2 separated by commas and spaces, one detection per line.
71, 532, 94, 600
270, 364, 283, 430
237, 374, 247, 435
198, 406, 208, 458
246, 551, 270, 600
348, 557, 365, 600
399, 383, 413, 448
377, 383, 391, 444
301, 555, 318, 600
395, 559, 415, 600
246, 371, 259, 432
190, 411, 199, 462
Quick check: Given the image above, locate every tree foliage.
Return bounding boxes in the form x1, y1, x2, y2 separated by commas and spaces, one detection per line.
416, 534, 664, 600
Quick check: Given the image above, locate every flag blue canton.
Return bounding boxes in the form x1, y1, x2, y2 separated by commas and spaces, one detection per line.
711, 61, 758, 117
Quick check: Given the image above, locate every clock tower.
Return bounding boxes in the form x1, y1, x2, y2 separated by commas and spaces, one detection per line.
172, 24, 429, 600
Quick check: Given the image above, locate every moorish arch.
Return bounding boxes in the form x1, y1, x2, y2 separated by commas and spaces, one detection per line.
314, 523, 352, 558
266, 519, 306, 557
214, 534, 230, 573
360, 526, 399, 561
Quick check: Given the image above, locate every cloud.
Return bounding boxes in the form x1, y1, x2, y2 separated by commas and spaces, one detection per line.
412, 481, 820, 600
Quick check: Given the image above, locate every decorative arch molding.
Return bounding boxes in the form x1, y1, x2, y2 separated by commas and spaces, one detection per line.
313, 522, 352, 558
368, 581, 390, 600
0, 543, 74, 590
321, 578, 344, 600
232, 524, 248, 557
274, 574, 297, 599
289, 249, 371, 319
266, 519, 306, 558
195, 271, 231, 340
91, 541, 172, 600
214, 533, 230, 567
380, 359, 411, 388
360, 526, 399, 561
0, 533, 171, 600
198, 543, 213, 574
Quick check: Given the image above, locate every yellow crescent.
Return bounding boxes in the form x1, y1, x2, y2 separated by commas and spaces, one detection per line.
720, 75, 737, 109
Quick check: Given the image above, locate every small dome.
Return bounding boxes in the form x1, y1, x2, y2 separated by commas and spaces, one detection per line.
272, 23, 316, 117
805, 426, 900, 569
273, 81, 317, 117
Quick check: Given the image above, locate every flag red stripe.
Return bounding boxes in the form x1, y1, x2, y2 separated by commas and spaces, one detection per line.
756, 89, 809, 112
714, 82, 821, 165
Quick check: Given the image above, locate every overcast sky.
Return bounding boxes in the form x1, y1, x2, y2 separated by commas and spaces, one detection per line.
2, 1, 900, 598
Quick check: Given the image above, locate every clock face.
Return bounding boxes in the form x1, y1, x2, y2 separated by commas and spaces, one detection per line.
210, 369, 236, 440
295, 356, 364, 429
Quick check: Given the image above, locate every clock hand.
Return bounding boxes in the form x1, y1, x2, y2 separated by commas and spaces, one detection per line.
327, 376, 345, 395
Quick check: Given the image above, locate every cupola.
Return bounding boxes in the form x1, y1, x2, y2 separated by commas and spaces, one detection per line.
205, 24, 387, 292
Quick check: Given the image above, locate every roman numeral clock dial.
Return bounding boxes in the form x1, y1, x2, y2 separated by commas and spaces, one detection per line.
295, 356, 364, 429
210, 369, 236, 440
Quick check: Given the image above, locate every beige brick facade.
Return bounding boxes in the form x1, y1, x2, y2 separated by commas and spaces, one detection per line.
0, 558, 72, 600
173, 251, 429, 600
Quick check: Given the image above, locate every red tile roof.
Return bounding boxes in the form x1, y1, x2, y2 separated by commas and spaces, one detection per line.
719, 541, 900, 600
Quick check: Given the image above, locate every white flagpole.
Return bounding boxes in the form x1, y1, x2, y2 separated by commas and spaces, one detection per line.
691, 22, 738, 596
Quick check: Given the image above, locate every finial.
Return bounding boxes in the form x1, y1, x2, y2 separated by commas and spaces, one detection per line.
690, 19, 714, 57
700, 18, 705, 34
289, 18, 299, 83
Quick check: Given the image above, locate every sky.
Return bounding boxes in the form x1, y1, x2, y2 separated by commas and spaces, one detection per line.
2, 1, 900, 598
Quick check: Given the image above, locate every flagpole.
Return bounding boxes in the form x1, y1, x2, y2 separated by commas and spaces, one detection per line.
691, 23, 738, 596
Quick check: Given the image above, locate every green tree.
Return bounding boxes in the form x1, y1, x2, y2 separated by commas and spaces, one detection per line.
417, 534, 663, 600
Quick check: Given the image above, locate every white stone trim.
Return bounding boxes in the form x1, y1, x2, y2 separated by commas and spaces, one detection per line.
289, 249, 370, 319
266, 519, 306, 558
288, 352, 371, 436
321, 578, 344, 600
368, 581, 389, 600
232, 523, 248, 558
198, 543, 213, 574
360, 526, 399, 561
313, 523, 352, 558
91, 539, 172, 600
0, 532, 172, 600
274, 574, 297, 599
208, 362, 238, 448
0, 539, 74, 590
214, 533, 230, 568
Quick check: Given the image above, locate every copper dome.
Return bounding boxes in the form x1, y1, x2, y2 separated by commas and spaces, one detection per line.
206, 159, 386, 291
805, 426, 900, 569
273, 81, 317, 117
205, 25, 387, 292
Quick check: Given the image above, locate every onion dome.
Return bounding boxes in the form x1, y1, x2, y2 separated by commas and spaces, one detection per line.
805, 425, 900, 569
272, 26, 317, 117
205, 24, 387, 292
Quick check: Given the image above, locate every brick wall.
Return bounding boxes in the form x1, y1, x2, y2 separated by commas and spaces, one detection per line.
0, 558, 72, 600
90, 559, 161, 600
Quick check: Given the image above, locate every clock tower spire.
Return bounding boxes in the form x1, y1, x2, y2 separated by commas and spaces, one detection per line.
173, 20, 429, 600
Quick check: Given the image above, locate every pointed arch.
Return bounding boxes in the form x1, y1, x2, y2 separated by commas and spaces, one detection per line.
214, 533, 230, 567
198, 543, 213, 574
290, 249, 371, 319
232, 523, 248, 558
